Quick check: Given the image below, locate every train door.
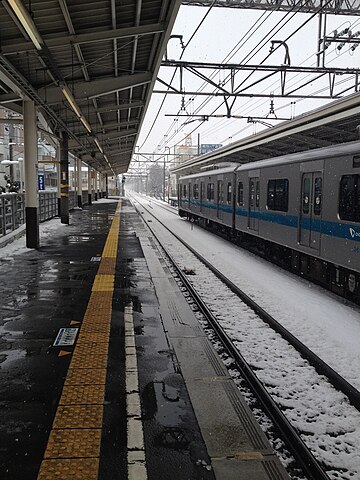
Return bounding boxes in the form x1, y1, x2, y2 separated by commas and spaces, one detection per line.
299, 172, 322, 250
188, 182, 191, 209
248, 177, 259, 231
200, 182, 205, 213
217, 180, 223, 220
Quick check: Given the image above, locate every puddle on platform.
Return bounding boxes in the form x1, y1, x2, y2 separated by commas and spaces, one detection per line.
142, 379, 185, 426
0, 349, 26, 368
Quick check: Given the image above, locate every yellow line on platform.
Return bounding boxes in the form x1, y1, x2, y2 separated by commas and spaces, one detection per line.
37, 200, 121, 480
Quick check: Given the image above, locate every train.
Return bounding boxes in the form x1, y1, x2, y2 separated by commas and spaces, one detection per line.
178, 141, 360, 303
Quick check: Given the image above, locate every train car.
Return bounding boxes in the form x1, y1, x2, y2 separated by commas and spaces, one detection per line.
178, 141, 360, 301
178, 166, 236, 229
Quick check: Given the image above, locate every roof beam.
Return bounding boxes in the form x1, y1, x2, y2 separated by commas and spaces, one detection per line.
1, 23, 165, 55
103, 128, 138, 141
106, 147, 133, 155
76, 120, 139, 136
0, 92, 22, 103
68, 130, 136, 152
38, 73, 152, 104
94, 101, 144, 114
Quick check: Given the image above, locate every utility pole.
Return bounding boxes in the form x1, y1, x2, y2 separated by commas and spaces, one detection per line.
9, 138, 14, 183
8, 110, 15, 183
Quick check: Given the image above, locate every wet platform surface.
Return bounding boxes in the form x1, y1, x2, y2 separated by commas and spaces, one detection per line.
0, 198, 289, 480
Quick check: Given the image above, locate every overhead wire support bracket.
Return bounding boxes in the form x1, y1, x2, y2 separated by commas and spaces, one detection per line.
329, 72, 336, 97
156, 77, 181, 94
180, 0, 360, 16
164, 113, 291, 121
159, 60, 360, 99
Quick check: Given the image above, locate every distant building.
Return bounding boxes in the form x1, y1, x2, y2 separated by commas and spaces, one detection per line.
169, 137, 222, 197
0, 107, 24, 190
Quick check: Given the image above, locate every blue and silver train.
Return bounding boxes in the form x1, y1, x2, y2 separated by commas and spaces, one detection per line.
178, 141, 360, 302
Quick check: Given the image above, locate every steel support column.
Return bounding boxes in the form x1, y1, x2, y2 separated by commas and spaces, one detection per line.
77, 157, 82, 208
98, 174, 102, 199
56, 147, 61, 215
60, 133, 69, 224
102, 174, 106, 198
87, 165, 92, 205
23, 100, 39, 249
105, 174, 108, 198
94, 170, 98, 201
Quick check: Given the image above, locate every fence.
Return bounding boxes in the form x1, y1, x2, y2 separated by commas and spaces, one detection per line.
0, 190, 89, 238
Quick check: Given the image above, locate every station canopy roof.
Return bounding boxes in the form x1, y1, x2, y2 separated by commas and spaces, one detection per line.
0, 0, 180, 175
172, 91, 360, 176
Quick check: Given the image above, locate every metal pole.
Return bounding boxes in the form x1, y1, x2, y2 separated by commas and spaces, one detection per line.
163, 155, 166, 201
23, 99, 40, 248
60, 133, 69, 224
77, 157, 82, 207
94, 170, 98, 201
87, 165, 92, 205
105, 174, 108, 198
9, 138, 14, 183
100, 174, 103, 199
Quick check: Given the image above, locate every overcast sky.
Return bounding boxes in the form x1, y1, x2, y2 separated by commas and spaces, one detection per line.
135, 5, 360, 162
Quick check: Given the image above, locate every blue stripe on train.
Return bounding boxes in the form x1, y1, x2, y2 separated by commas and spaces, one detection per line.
180, 199, 360, 242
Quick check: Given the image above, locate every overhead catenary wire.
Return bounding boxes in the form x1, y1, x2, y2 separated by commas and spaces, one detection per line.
211, 32, 360, 141
175, 0, 336, 144
144, 7, 280, 153
155, 0, 318, 152
140, 0, 358, 162
139, 0, 218, 150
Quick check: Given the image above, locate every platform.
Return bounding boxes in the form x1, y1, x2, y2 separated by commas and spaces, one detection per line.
0, 198, 289, 480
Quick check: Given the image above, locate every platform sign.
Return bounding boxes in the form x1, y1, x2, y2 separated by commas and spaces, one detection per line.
53, 328, 78, 346
38, 174, 45, 191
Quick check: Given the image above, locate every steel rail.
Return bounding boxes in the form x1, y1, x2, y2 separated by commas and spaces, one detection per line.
131, 194, 330, 480
137, 196, 360, 411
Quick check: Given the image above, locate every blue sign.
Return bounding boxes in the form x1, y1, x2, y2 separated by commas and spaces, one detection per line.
200, 144, 223, 154
53, 328, 78, 346
38, 174, 45, 190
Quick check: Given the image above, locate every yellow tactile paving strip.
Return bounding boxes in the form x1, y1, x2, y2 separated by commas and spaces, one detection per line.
37, 201, 121, 480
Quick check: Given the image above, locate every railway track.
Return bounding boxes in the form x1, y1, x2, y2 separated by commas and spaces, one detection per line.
129, 193, 360, 480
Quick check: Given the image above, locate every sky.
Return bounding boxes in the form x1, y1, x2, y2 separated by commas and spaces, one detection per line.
134, 4, 360, 169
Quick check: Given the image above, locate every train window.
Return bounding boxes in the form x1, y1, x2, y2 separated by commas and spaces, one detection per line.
267, 179, 289, 212
302, 177, 310, 214
183, 184, 187, 198
353, 156, 360, 168
256, 180, 260, 208
339, 175, 360, 222
218, 181, 224, 203
207, 183, 215, 201
267, 180, 275, 209
314, 177, 322, 216
249, 180, 255, 207
227, 183, 232, 203
237, 182, 244, 206
193, 184, 199, 199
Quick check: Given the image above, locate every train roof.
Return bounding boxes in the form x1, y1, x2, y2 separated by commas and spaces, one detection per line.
179, 165, 238, 180
235, 140, 360, 172
179, 141, 360, 180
